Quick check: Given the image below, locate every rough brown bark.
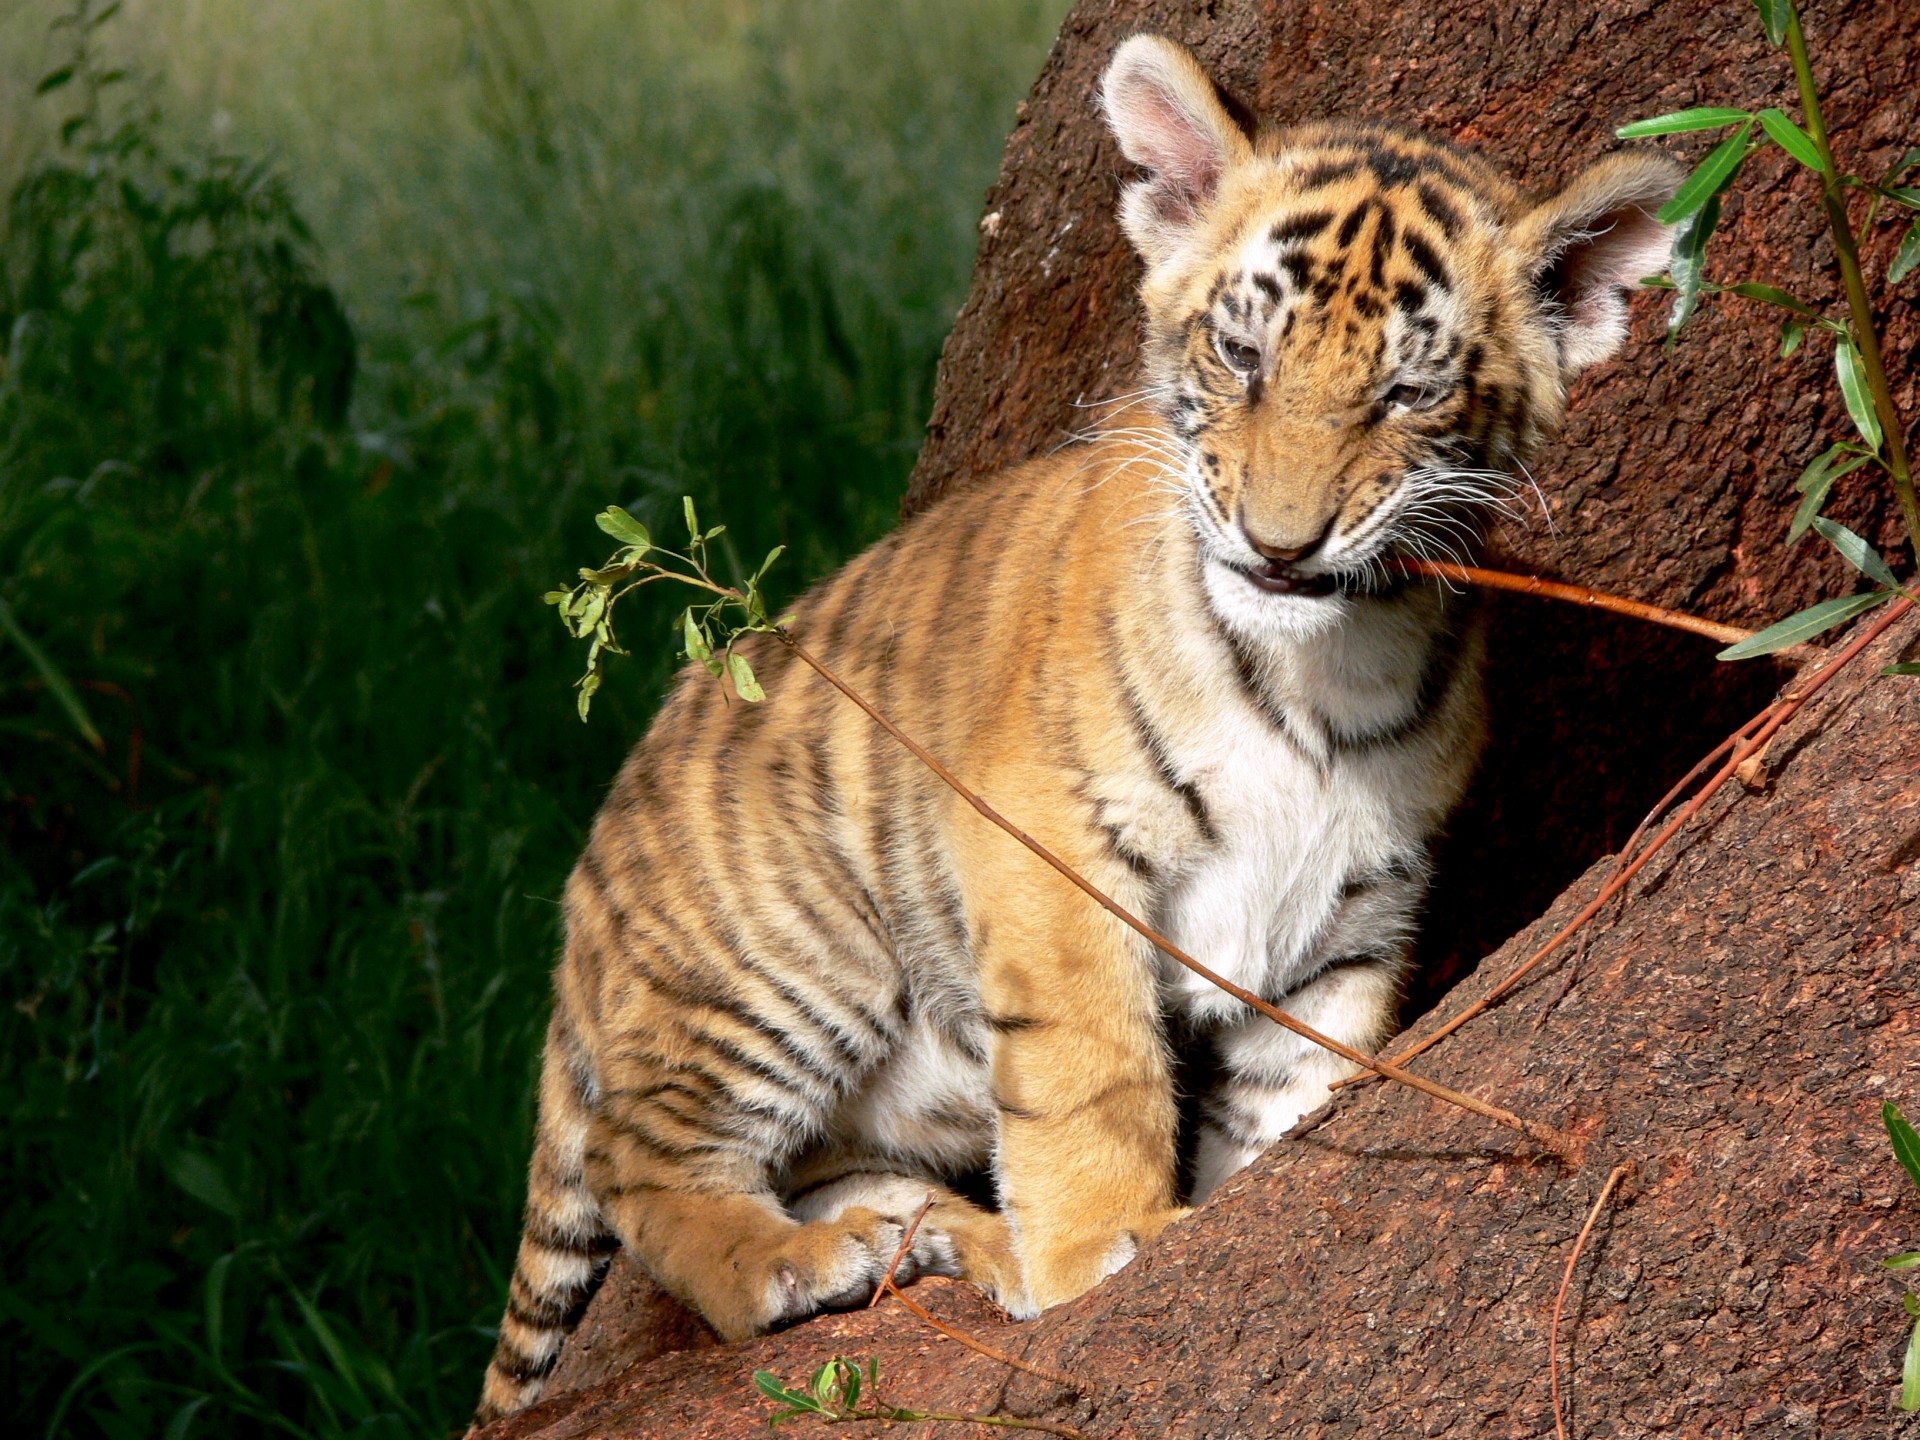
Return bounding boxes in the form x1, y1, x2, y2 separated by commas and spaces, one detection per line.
474, 2, 1920, 1435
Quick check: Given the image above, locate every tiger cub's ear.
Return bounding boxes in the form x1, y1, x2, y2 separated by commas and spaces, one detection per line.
1100, 34, 1254, 267
1511, 150, 1686, 375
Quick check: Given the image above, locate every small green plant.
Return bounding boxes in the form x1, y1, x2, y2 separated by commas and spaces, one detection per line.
1884, 1103, 1920, 1412
753, 1356, 1087, 1436
1617, 0, 1918, 667
545, 499, 788, 719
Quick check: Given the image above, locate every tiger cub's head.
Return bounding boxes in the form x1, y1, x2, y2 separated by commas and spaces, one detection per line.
1099, 35, 1680, 637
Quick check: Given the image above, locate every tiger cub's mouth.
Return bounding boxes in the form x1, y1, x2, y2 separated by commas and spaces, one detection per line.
1241, 558, 1340, 597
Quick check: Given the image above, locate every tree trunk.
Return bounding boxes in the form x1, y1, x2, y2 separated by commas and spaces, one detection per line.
475, 1, 1920, 1434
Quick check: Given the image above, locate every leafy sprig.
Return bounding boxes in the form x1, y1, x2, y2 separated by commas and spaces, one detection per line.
1884, 1104, 1920, 1412
753, 1356, 1086, 1436
544, 497, 787, 720
1617, 0, 1919, 662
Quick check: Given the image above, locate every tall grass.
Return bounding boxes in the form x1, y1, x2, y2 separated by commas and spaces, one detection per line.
0, 2, 1065, 1435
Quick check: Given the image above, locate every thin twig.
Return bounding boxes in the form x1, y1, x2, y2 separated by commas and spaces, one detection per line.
1391, 559, 1755, 646
870, 1193, 937, 1307
776, 632, 1573, 1159
1551, 1164, 1633, 1440
877, 1279, 1087, 1393
863, 1190, 1087, 1391
1336, 595, 1913, 1087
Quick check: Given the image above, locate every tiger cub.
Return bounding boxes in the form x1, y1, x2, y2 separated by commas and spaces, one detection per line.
474, 33, 1679, 1424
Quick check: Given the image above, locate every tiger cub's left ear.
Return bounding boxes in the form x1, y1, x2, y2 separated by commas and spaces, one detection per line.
1512, 151, 1685, 375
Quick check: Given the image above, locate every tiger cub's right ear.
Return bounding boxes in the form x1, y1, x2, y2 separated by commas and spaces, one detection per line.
1100, 35, 1254, 267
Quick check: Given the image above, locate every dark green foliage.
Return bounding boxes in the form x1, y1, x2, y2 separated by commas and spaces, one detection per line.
0, 2, 1059, 1435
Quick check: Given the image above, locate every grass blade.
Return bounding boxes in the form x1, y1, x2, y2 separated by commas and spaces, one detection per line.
1834, 340, 1883, 450
1716, 590, 1891, 660
0, 595, 104, 751
1616, 107, 1749, 138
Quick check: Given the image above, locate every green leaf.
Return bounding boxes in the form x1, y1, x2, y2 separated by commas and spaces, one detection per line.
35, 65, 75, 95
728, 651, 765, 703
754, 544, 787, 582
1667, 195, 1721, 339
1659, 122, 1755, 225
164, 1150, 241, 1219
594, 507, 650, 550
1721, 281, 1821, 318
753, 1371, 807, 1406
1884, 662, 1920, 676
1795, 442, 1859, 494
1887, 186, 1920, 211
1905, 1315, 1920, 1412
1756, 108, 1822, 169
1888, 1103, 1920, 1195
840, 1359, 860, 1411
1886, 1253, 1920, 1269
1835, 340, 1884, 450
541, 589, 571, 606
1751, 0, 1787, 45
1716, 589, 1893, 660
683, 496, 700, 540
1780, 319, 1807, 357
575, 670, 600, 722
1790, 452, 1871, 539
573, 588, 607, 635
1616, 107, 1750, 138
1811, 518, 1899, 588
681, 610, 710, 663
1891, 222, 1920, 285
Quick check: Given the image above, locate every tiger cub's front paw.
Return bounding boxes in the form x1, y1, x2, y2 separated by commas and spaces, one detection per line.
1023, 1206, 1191, 1312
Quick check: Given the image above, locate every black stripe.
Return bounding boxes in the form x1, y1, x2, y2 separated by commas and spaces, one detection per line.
983, 1010, 1047, 1034
493, 1339, 558, 1385
1269, 209, 1334, 245
1114, 668, 1216, 845
524, 1214, 617, 1256
1335, 200, 1371, 249
1416, 182, 1463, 239
1401, 228, 1452, 291
1321, 603, 1473, 753
1298, 157, 1360, 189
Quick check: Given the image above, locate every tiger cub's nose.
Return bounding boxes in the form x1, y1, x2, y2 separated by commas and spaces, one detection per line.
1243, 514, 1334, 564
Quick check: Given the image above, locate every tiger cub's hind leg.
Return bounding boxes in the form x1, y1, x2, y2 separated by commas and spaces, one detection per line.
473, 1027, 617, 1429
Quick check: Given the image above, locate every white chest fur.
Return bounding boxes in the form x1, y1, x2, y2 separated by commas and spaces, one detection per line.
1137, 566, 1479, 1027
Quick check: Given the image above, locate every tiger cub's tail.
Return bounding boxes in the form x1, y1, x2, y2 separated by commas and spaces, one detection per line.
470, 1022, 614, 1431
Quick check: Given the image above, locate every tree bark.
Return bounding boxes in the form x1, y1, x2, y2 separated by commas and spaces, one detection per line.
474, 1, 1920, 1434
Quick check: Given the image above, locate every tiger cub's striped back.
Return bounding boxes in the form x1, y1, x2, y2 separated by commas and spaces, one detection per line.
473, 33, 1679, 1427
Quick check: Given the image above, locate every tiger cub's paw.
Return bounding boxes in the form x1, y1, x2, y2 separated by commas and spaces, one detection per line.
761, 1205, 952, 1328
1023, 1206, 1191, 1312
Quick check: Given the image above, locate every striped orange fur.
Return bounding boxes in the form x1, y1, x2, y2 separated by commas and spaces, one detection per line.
472, 34, 1680, 1426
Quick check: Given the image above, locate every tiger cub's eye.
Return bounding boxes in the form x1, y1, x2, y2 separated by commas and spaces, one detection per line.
1214, 336, 1262, 376
1383, 381, 1448, 412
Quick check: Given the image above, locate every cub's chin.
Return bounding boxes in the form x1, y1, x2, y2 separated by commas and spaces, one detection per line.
1200, 553, 1353, 646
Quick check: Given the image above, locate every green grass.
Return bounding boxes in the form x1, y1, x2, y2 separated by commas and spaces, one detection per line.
0, 1, 1066, 1435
